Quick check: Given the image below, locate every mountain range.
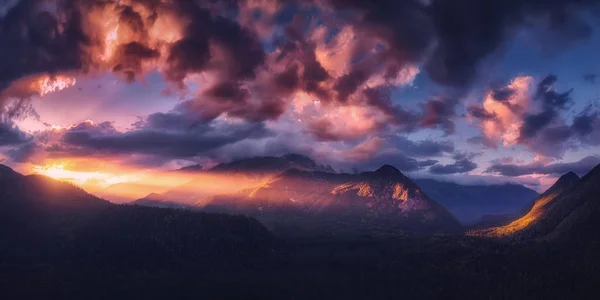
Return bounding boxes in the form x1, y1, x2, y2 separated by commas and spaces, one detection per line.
0, 164, 274, 263
132, 154, 539, 232
3, 161, 600, 298
201, 165, 461, 235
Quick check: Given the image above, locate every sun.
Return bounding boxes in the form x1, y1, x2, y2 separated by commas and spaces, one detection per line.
31, 163, 139, 188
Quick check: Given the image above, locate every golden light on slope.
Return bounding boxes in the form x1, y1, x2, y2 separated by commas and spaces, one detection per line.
470, 192, 561, 237
32, 163, 139, 188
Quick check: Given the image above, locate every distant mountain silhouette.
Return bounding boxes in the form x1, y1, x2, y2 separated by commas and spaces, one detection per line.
0, 164, 275, 261
147, 154, 336, 205
0, 167, 110, 214
132, 193, 196, 209
200, 165, 460, 234
414, 179, 539, 224
473, 170, 584, 238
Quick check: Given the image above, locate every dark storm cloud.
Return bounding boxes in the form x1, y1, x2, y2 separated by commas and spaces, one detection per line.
518, 74, 573, 142
51, 112, 273, 159
391, 136, 454, 158
2, 0, 600, 169
420, 97, 458, 134
328, 0, 600, 87
491, 87, 516, 102
0, 0, 89, 95
519, 109, 557, 140
334, 70, 370, 102
0, 121, 31, 146
535, 74, 573, 110
162, 0, 266, 87
572, 106, 599, 136
112, 42, 160, 83
6, 141, 38, 163
486, 155, 600, 177
428, 151, 479, 174
429, 159, 478, 175
363, 87, 420, 131
467, 105, 496, 120
273, 64, 301, 95
0, 0, 269, 125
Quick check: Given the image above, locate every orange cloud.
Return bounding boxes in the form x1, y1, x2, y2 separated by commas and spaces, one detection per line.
474, 76, 534, 146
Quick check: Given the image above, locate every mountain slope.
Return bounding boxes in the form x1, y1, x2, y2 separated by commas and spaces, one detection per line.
146, 154, 336, 205
473, 171, 581, 238
132, 193, 196, 209
0, 164, 275, 260
414, 179, 539, 224
542, 167, 600, 241
201, 165, 460, 234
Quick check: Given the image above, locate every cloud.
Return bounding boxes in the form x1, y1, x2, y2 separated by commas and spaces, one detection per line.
468, 74, 599, 158
517, 74, 573, 142
486, 155, 600, 177
13, 109, 273, 166
391, 136, 454, 157
584, 73, 597, 84
468, 75, 534, 146
429, 159, 478, 175
341, 137, 386, 162
6, 141, 38, 163
519, 108, 557, 140
328, 0, 600, 87
0, 120, 31, 146
60, 117, 271, 159
419, 96, 459, 134
572, 106, 599, 136
2, 0, 600, 170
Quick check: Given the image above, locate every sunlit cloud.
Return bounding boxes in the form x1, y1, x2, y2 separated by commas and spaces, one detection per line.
37, 76, 77, 97
32, 162, 140, 188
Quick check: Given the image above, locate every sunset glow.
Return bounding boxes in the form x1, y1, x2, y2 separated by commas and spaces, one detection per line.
32, 163, 139, 188
37, 76, 77, 97
0, 0, 598, 202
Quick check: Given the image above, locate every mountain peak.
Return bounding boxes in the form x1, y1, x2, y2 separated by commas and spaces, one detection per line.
0, 164, 21, 178
544, 171, 580, 196
558, 171, 579, 183
374, 165, 402, 175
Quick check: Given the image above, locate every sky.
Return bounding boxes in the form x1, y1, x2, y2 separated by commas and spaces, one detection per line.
1, 0, 600, 195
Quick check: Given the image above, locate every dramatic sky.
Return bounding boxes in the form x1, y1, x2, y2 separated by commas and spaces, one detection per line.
1, 0, 600, 193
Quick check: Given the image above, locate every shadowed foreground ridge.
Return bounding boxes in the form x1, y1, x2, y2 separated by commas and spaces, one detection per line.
2, 164, 600, 299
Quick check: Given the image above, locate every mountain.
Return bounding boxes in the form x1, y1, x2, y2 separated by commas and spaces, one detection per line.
200, 165, 460, 234
0, 169, 111, 214
4, 163, 600, 299
144, 154, 336, 206
132, 193, 196, 209
414, 179, 539, 224
474, 171, 582, 238
0, 164, 275, 262
547, 166, 600, 242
